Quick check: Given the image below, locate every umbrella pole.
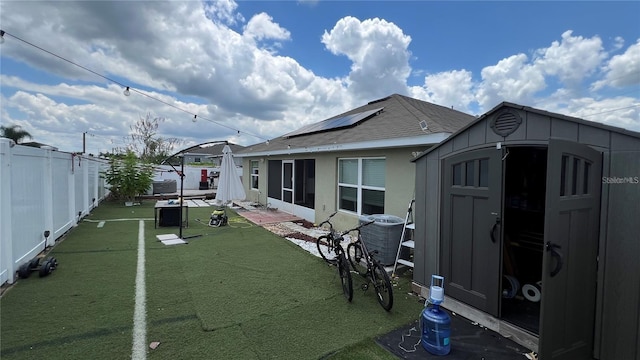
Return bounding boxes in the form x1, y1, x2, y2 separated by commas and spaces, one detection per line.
178, 154, 203, 240
179, 154, 184, 239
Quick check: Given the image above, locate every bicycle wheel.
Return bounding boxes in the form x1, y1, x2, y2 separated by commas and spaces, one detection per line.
372, 262, 393, 311
337, 252, 353, 302
317, 235, 338, 264
346, 242, 368, 276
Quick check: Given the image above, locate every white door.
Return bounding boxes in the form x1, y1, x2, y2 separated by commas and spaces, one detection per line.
281, 160, 294, 214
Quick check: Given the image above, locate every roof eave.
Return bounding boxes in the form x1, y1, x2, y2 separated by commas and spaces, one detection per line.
235, 133, 451, 158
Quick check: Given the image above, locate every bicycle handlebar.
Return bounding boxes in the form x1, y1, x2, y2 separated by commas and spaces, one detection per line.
318, 211, 339, 228
339, 220, 376, 237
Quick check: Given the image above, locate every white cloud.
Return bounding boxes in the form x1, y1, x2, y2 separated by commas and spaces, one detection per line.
542, 96, 640, 132
592, 39, 640, 90
409, 70, 476, 113
533, 30, 607, 89
0, 1, 638, 154
321, 16, 412, 101
203, 0, 244, 26
476, 54, 546, 109
243, 12, 291, 43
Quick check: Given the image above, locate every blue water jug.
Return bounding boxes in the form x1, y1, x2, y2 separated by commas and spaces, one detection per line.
421, 275, 451, 355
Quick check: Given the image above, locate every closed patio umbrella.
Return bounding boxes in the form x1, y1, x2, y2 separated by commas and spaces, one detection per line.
214, 145, 246, 204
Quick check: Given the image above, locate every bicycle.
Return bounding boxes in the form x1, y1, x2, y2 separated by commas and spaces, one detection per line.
316, 211, 340, 264
346, 220, 394, 311
316, 211, 353, 301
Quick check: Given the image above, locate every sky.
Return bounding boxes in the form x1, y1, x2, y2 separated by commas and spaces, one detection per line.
1, 1, 639, 156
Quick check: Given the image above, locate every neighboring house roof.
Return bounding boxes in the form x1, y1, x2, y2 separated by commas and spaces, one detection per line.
20, 141, 59, 150
160, 141, 245, 164
177, 141, 245, 157
236, 94, 476, 157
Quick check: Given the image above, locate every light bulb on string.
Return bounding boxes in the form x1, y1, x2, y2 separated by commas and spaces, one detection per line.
193, 115, 197, 123
0, 30, 5, 44
123, 87, 130, 96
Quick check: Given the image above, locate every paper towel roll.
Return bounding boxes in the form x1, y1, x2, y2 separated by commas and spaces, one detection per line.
522, 283, 541, 302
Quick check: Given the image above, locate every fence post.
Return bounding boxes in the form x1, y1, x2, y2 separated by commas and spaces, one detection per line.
69, 154, 77, 226
43, 148, 54, 247
0, 139, 16, 284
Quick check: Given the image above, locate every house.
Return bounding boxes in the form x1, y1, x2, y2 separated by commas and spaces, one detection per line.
235, 94, 475, 229
156, 141, 245, 190
412, 102, 640, 360
178, 141, 244, 167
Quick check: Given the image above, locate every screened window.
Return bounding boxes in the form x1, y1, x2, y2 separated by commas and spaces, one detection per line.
250, 160, 259, 190
338, 158, 385, 215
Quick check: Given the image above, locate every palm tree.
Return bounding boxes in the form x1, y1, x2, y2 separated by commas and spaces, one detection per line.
0, 124, 32, 144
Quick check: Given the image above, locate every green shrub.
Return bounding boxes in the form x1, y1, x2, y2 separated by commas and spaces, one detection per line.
102, 150, 154, 201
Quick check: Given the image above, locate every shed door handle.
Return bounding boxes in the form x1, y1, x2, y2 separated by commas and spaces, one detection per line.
490, 217, 501, 243
546, 242, 563, 277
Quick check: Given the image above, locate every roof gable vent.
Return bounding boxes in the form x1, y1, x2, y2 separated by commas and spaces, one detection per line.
490, 109, 522, 137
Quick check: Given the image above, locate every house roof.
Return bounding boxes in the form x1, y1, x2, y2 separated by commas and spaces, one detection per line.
178, 141, 245, 157
414, 101, 640, 161
160, 141, 245, 164
236, 94, 476, 157
19, 141, 59, 150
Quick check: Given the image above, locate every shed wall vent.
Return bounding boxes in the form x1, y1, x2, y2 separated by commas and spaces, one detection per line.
490, 109, 522, 137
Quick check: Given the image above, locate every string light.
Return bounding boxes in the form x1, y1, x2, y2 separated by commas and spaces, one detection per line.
0, 29, 271, 142
192, 115, 197, 122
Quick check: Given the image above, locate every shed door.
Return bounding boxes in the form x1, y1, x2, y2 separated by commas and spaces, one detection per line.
539, 139, 602, 360
442, 148, 502, 316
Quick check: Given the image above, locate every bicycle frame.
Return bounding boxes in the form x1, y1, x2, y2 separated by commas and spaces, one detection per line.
346, 220, 394, 311
352, 226, 377, 273
316, 212, 341, 264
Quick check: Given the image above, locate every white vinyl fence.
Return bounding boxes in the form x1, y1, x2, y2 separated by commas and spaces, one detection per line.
0, 138, 109, 286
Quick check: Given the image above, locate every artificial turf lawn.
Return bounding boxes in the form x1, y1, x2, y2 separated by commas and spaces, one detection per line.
1, 200, 423, 359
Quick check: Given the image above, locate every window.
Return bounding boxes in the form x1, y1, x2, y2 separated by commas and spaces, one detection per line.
338, 158, 385, 215
250, 160, 259, 190
465, 161, 475, 186
452, 163, 462, 186
479, 159, 489, 187
452, 158, 489, 188
194, 157, 201, 163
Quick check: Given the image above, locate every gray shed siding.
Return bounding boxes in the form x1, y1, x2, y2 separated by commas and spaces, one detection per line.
598, 140, 640, 360
413, 103, 640, 359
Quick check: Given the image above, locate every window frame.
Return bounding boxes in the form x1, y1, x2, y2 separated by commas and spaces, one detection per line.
250, 160, 259, 190
452, 158, 489, 189
337, 157, 386, 215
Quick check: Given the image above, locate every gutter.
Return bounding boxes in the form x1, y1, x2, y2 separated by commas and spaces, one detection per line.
234, 132, 451, 157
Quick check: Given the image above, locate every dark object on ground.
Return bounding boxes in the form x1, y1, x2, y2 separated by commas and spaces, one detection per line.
17, 257, 58, 279
376, 308, 531, 360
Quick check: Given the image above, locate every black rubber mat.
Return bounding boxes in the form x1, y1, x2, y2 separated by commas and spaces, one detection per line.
376, 309, 533, 359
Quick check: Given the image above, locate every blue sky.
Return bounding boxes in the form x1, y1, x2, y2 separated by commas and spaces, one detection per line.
1, 1, 639, 155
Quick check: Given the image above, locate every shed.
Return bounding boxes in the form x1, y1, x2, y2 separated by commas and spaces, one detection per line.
412, 102, 640, 360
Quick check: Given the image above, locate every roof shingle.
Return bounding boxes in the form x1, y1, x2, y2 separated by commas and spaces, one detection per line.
239, 94, 475, 155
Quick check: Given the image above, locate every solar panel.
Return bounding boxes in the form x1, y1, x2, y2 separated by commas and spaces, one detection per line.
284, 107, 383, 138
